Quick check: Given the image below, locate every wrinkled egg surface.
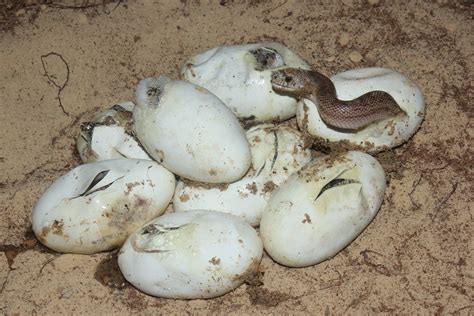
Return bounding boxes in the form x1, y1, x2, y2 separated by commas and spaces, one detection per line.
260, 151, 386, 267
182, 42, 311, 122
118, 210, 263, 299
32, 159, 175, 254
76, 102, 151, 162
297, 67, 425, 152
133, 76, 251, 184
173, 124, 312, 226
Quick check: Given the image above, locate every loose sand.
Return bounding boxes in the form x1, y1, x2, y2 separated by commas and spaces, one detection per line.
0, 0, 472, 314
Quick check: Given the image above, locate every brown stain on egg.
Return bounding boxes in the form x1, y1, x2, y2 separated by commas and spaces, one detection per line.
51, 220, 64, 236
246, 182, 258, 194
40, 226, 51, 240
125, 181, 142, 195
209, 256, 221, 265
154, 149, 165, 163
194, 86, 208, 94
302, 213, 312, 224
98, 196, 154, 248
179, 194, 190, 202
262, 181, 276, 193
208, 169, 217, 176
386, 120, 396, 136
133, 196, 148, 208
300, 103, 310, 132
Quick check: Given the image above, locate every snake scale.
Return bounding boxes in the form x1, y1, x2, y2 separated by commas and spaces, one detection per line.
271, 68, 404, 130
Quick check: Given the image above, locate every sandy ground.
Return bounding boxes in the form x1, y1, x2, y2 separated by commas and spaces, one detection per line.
0, 0, 473, 314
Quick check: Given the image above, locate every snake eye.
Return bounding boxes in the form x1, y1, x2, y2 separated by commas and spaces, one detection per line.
285, 76, 292, 83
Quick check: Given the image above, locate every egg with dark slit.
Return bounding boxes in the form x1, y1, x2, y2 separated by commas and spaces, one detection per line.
118, 210, 263, 299
260, 151, 386, 267
32, 159, 175, 254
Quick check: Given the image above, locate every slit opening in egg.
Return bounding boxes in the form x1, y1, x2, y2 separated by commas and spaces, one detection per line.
71, 170, 126, 199
131, 223, 188, 254
249, 47, 285, 71
313, 167, 360, 202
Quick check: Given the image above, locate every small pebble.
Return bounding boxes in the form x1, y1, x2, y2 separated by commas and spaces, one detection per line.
77, 13, 89, 24
326, 56, 336, 62
342, 0, 354, 7
339, 33, 350, 46
15, 9, 26, 16
349, 51, 363, 63
368, 0, 379, 5
445, 22, 457, 33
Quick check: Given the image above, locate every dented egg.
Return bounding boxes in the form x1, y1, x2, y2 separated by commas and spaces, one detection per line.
118, 210, 263, 299
182, 42, 311, 122
76, 102, 151, 162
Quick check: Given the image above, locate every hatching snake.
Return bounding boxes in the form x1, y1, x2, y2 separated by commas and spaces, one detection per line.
271, 68, 404, 130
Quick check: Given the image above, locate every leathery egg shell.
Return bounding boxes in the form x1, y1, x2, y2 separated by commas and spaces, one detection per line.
118, 210, 263, 299
260, 151, 386, 267
32, 159, 175, 254
173, 124, 312, 226
133, 76, 251, 183
297, 67, 425, 152
76, 102, 151, 163
181, 42, 311, 122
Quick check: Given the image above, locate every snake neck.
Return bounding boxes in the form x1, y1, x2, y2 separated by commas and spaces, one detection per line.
305, 71, 404, 130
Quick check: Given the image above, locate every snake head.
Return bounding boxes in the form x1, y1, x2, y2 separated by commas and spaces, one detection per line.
271, 68, 313, 97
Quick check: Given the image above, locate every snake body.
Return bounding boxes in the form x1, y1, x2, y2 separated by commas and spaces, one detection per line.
271, 68, 404, 130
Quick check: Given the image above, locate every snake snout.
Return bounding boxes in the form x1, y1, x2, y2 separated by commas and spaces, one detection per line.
270, 71, 280, 82
271, 70, 289, 85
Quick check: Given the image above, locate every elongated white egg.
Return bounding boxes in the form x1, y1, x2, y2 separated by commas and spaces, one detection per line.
260, 151, 386, 267
32, 159, 175, 254
118, 210, 263, 299
133, 76, 251, 183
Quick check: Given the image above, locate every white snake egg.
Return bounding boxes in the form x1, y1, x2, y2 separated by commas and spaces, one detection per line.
173, 124, 312, 226
76, 101, 151, 163
133, 76, 251, 184
32, 159, 175, 254
118, 210, 263, 299
181, 42, 311, 122
260, 151, 386, 267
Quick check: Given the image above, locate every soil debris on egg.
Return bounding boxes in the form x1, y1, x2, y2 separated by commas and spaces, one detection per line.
260, 151, 386, 267
32, 159, 176, 254
181, 42, 311, 122
173, 124, 312, 226
118, 210, 263, 299
133, 76, 251, 184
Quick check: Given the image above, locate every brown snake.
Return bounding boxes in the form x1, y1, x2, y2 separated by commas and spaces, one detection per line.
271, 68, 404, 130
